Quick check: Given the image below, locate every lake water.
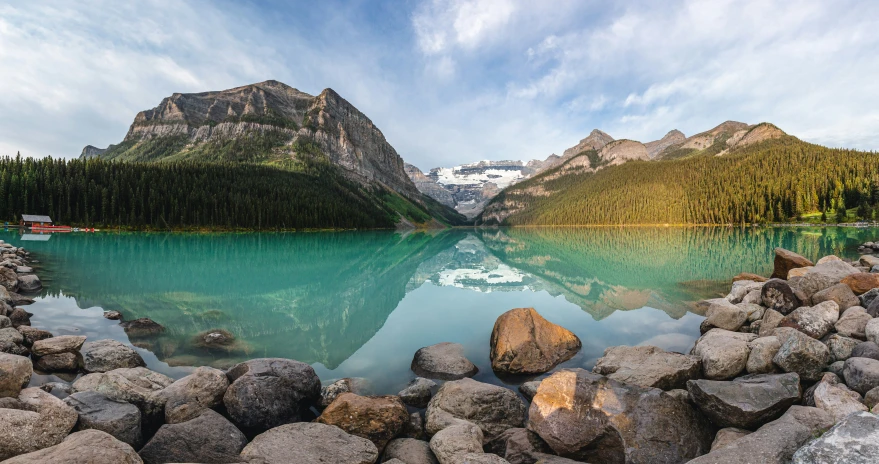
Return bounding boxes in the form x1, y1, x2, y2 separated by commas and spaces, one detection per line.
6, 226, 874, 395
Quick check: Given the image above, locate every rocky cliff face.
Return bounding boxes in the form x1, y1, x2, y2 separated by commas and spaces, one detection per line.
80, 145, 108, 159
645, 130, 686, 159
562, 129, 614, 158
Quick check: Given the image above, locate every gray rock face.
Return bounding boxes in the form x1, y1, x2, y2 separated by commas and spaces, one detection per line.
812, 283, 860, 311
761, 279, 801, 314
0, 429, 142, 464
383, 438, 438, 464
0, 267, 19, 292
80, 339, 146, 373
403, 411, 426, 440
692, 329, 756, 380
592, 345, 701, 390
688, 406, 834, 464
412, 342, 478, 380
72, 367, 174, 423
64, 391, 142, 447
399, 377, 437, 408
835, 306, 872, 339
777, 300, 839, 339
320, 377, 371, 408
791, 411, 879, 464
152, 366, 228, 424
686, 373, 801, 429
426, 378, 526, 442
860, 287, 879, 308
826, 334, 863, 362
485, 428, 552, 464
851, 341, 879, 360
773, 327, 831, 381
430, 422, 484, 464
711, 427, 751, 451
526, 369, 713, 463
0, 387, 78, 460
16, 274, 41, 292
138, 409, 247, 464
0, 352, 31, 398
843, 357, 879, 394
223, 358, 321, 431
240, 422, 379, 464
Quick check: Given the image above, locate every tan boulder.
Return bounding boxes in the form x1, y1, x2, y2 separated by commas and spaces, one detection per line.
316, 393, 409, 451
772, 248, 813, 279
490, 308, 581, 374
840, 273, 879, 295
788, 267, 813, 279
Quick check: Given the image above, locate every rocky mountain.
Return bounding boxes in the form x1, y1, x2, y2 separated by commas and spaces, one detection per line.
82, 80, 466, 227
645, 130, 686, 158
80, 145, 108, 159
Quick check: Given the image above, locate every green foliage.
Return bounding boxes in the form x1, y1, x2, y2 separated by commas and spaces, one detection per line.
483, 137, 879, 225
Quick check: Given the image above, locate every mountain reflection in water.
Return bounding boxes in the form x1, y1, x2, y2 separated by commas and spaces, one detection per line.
8, 226, 871, 393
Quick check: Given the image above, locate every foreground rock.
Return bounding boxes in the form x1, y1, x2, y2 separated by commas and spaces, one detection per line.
31, 335, 86, 356
317, 393, 409, 451
777, 300, 839, 339
490, 307, 581, 374
64, 391, 142, 447
842, 356, 879, 394
0, 352, 31, 397
72, 367, 174, 423
429, 422, 484, 464
701, 299, 749, 332
687, 406, 834, 464
384, 438, 439, 464
811, 373, 868, 423
592, 345, 701, 390
223, 357, 321, 431
1, 430, 142, 464
692, 329, 756, 379
426, 378, 527, 441
771, 248, 813, 279
240, 422, 378, 464
412, 342, 478, 380
16, 275, 41, 292
80, 339, 146, 373
527, 369, 713, 463
139, 409, 247, 464
773, 327, 831, 381
0, 388, 78, 460
152, 365, 228, 424
791, 411, 879, 463
792, 260, 860, 301
686, 373, 801, 429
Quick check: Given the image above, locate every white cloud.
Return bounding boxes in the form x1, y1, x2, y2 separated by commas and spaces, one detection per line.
412, 0, 517, 55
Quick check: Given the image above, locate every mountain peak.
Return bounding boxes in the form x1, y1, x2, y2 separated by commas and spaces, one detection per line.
645, 130, 686, 158
562, 129, 615, 158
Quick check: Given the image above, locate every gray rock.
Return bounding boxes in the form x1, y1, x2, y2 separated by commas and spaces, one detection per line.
39, 382, 73, 397
828, 360, 846, 377
867, 317, 879, 344
711, 427, 751, 451
0, 387, 78, 460
16, 274, 41, 292
687, 373, 801, 429
0, 352, 31, 398
777, 300, 839, 339
518, 381, 541, 401
64, 391, 142, 447
72, 367, 174, 424
430, 422, 484, 464
426, 378, 526, 441
761, 279, 801, 314
592, 345, 701, 390
742, 290, 764, 307
811, 374, 868, 423
8, 307, 30, 328
867, 296, 879, 317
31, 335, 86, 356
120, 318, 164, 338
826, 334, 862, 362
403, 411, 426, 440
138, 409, 247, 464
812, 283, 860, 311
0, 267, 19, 292
152, 365, 228, 424
703, 300, 749, 332
399, 377, 437, 408
759, 309, 785, 336
383, 438, 438, 464
692, 329, 756, 380
103, 310, 122, 320
864, 386, 879, 409
773, 327, 831, 381
791, 411, 879, 464
80, 339, 146, 373
843, 357, 879, 394
412, 342, 478, 380
240, 422, 379, 464
526, 369, 714, 463
485, 428, 552, 464
687, 406, 834, 464
0, 315, 8, 328
320, 377, 371, 408
223, 358, 321, 431
795, 260, 861, 301
727, 280, 765, 304
34, 352, 79, 372
15, 266, 32, 274
860, 287, 879, 307
851, 341, 879, 360
747, 336, 781, 374
835, 306, 872, 340
16, 325, 51, 346
0, 429, 142, 464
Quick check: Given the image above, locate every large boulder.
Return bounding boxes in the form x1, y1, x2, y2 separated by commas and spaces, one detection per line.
772, 327, 831, 381
793, 260, 861, 301
429, 422, 484, 464
0, 352, 31, 398
692, 329, 756, 380
223, 357, 321, 432
383, 438, 439, 464
842, 357, 879, 394
317, 393, 409, 451
777, 300, 839, 339
791, 411, 879, 463
771, 248, 813, 280
486, 428, 553, 464
702, 300, 749, 332
240, 422, 379, 464
0, 387, 78, 460
811, 374, 868, 423
761, 279, 801, 315
490, 308, 581, 374
812, 283, 860, 311
526, 369, 713, 463
64, 391, 142, 448
835, 306, 873, 339
840, 272, 879, 295
746, 336, 781, 374
72, 367, 174, 423
412, 342, 478, 380
686, 373, 801, 429
80, 339, 146, 373
138, 409, 247, 464
1, 430, 142, 464
151, 365, 228, 424
687, 406, 834, 464
31, 335, 86, 356
426, 378, 526, 441
592, 345, 701, 390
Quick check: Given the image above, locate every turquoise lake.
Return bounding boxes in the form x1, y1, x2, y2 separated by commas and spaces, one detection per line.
5, 226, 875, 394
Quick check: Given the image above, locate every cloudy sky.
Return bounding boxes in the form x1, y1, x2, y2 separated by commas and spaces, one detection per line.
1, 0, 878, 170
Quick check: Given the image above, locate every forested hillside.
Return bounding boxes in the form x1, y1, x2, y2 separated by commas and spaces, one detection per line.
480, 137, 879, 225
0, 155, 462, 230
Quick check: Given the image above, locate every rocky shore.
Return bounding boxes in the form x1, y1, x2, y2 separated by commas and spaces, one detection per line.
2, 245, 879, 463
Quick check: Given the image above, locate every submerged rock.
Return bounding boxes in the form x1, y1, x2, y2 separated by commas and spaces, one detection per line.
121, 318, 165, 338
240, 422, 378, 464
490, 307, 581, 375
592, 345, 701, 390
686, 373, 801, 429
412, 342, 478, 380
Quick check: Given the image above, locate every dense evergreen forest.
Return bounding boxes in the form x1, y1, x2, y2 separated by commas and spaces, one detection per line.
482, 137, 879, 225
0, 155, 455, 230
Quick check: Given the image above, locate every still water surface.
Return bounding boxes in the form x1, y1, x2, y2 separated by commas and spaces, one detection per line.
6, 227, 874, 394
